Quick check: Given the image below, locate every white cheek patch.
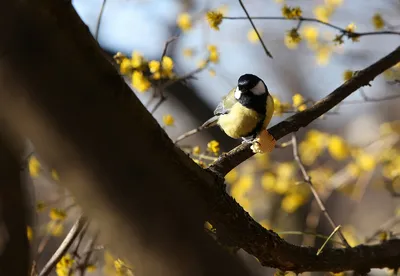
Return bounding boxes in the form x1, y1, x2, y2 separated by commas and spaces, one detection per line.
234, 87, 242, 99
250, 80, 266, 95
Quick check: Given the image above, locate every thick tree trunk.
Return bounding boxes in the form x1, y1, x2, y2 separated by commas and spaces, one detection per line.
0, 1, 250, 276
0, 129, 30, 276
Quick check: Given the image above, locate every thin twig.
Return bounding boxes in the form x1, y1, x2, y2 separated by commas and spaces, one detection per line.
78, 232, 99, 276
160, 36, 179, 61
365, 215, 400, 243
94, 0, 107, 40
39, 216, 88, 276
223, 16, 400, 37
317, 226, 342, 255
291, 134, 350, 248
237, 0, 273, 58
277, 231, 345, 246
303, 190, 331, 246
342, 93, 400, 104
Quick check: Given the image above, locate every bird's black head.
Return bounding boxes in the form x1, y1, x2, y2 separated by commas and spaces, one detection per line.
237, 74, 268, 96
235, 74, 269, 114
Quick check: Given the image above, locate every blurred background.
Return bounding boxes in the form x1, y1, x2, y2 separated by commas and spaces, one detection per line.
27, 0, 400, 275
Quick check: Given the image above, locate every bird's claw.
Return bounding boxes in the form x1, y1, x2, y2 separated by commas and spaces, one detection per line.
250, 130, 276, 154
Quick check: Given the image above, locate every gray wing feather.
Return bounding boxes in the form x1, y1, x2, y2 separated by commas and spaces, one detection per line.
214, 87, 237, 115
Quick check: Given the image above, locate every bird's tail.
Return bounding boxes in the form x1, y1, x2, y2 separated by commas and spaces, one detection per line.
201, 115, 219, 129
174, 116, 219, 144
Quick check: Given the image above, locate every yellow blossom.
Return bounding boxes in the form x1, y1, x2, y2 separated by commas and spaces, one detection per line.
149, 56, 174, 80
162, 56, 174, 71
197, 59, 207, 69
356, 152, 376, 171
182, 48, 194, 58
298, 104, 307, 111
204, 221, 213, 231
49, 208, 67, 221
372, 13, 384, 30
207, 44, 220, 63
235, 175, 253, 191
225, 169, 238, 184
162, 114, 174, 126
333, 35, 344, 45
177, 13, 192, 32
316, 45, 332, 66
208, 69, 216, 77
113, 52, 126, 64
149, 60, 160, 73
36, 201, 46, 212
132, 71, 151, 92
342, 226, 360, 247
299, 130, 327, 165
302, 25, 319, 48
285, 28, 301, 47
86, 264, 97, 273
281, 5, 302, 19
47, 221, 64, 237
131, 51, 145, 68
56, 254, 74, 276
29, 156, 41, 177
261, 172, 276, 191
345, 23, 360, 42
192, 146, 201, 155
380, 121, 400, 136
328, 135, 350, 160
247, 29, 262, 44
27, 226, 33, 241
276, 162, 295, 179
314, 5, 333, 23
206, 10, 223, 30
207, 140, 220, 154
51, 169, 60, 181
193, 159, 206, 168
346, 162, 361, 177
343, 70, 354, 81
272, 96, 291, 115
281, 193, 305, 213
325, 0, 343, 6
292, 93, 304, 108
119, 58, 132, 74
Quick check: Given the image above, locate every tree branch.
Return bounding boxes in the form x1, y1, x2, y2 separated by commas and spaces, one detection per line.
0, 1, 399, 274
39, 215, 88, 276
208, 45, 400, 176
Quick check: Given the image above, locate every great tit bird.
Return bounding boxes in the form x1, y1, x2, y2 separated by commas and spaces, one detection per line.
202, 73, 276, 152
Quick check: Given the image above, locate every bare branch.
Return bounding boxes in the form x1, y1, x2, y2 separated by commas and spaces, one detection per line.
94, 0, 107, 40
39, 215, 88, 276
291, 134, 350, 247
237, 0, 273, 58
223, 16, 400, 38
208, 46, 400, 176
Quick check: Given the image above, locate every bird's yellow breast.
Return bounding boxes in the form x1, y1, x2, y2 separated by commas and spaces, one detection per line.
218, 103, 261, 139
218, 95, 274, 139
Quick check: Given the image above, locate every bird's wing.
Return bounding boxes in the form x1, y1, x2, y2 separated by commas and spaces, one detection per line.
214, 87, 237, 115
